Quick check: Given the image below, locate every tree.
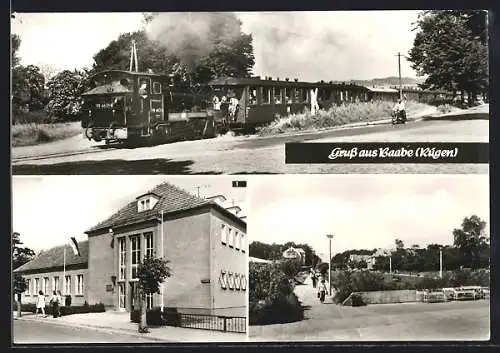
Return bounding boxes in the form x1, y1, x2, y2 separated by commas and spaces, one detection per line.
12, 65, 46, 115
11, 34, 21, 67
453, 215, 488, 269
136, 256, 171, 333
92, 12, 254, 85
279, 258, 302, 278
13, 232, 35, 318
45, 69, 90, 121
408, 10, 489, 104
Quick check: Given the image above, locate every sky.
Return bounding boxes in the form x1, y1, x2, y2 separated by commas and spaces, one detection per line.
11, 11, 422, 81
12, 176, 247, 253
248, 175, 490, 262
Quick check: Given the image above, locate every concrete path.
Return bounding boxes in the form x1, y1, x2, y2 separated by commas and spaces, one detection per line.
13, 311, 246, 343
249, 275, 490, 342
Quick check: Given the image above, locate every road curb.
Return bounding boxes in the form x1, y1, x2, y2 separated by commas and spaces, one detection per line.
14, 316, 173, 342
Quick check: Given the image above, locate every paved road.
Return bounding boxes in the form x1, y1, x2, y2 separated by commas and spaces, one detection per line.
249, 277, 490, 341
13, 319, 160, 344
12, 108, 489, 175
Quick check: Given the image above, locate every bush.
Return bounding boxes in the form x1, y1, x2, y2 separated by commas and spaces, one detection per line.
130, 307, 179, 326
350, 293, 367, 307
257, 100, 432, 136
11, 121, 82, 147
332, 270, 388, 304
249, 293, 304, 325
12, 110, 53, 125
249, 262, 305, 325
12, 302, 105, 316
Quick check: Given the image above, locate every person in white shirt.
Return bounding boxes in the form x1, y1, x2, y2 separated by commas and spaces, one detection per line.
36, 291, 46, 318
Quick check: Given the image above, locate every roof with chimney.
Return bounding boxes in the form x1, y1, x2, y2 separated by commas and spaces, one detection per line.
86, 182, 245, 234
14, 241, 88, 274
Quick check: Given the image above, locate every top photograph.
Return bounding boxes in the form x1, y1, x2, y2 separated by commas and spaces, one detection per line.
11, 10, 489, 175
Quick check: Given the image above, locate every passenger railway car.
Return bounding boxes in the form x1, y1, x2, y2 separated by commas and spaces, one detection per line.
80, 70, 216, 144
207, 76, 371, 133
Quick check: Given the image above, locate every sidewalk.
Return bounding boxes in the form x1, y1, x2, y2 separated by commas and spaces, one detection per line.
13, 311, 246, 342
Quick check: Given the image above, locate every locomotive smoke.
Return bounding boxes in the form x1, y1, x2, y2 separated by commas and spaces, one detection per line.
146, 12, 243, 72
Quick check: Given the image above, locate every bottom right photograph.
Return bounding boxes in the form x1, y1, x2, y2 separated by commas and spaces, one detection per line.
247, 174, 490, 342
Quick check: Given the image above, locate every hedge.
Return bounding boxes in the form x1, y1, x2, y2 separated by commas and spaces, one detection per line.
13, 302, 105, 316
130, 307, 180, 327
249, 292, 304, 325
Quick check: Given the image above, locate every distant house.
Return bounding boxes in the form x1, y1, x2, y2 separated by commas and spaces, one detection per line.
249, 257, 273, 264
282, 247, 306, 265
14, 241, 89, 306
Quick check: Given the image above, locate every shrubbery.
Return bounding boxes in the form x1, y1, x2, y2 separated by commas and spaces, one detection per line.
130, 307, 180, 326
257, 101, 432, 136
13, 302, 105, 316
332, 268, 490, 304
249, 262, 304, 325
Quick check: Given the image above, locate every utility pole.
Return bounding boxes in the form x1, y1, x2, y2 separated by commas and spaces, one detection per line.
439, 248, 443, 279
326, 234, 334, 296
396, 52, 403, 100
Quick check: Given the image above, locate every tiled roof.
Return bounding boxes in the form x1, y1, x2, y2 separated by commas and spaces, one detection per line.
86, 182, 215, 233
14, 241, 88, 273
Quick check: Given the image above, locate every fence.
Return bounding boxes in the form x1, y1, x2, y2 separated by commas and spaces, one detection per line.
178, 313, 246, 333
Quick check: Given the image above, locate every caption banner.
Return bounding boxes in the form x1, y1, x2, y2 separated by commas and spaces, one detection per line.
285, 143, 489, 164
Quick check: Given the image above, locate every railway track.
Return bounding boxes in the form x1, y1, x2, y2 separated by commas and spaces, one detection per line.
12, 147, 116, 163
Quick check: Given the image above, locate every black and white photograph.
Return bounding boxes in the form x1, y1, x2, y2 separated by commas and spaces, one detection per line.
11, 10, 489, 175
248, 174, 490, 341
12, 175, 248, 343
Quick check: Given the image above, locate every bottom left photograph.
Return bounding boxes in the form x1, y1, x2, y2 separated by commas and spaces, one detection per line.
12, 175, 248, 344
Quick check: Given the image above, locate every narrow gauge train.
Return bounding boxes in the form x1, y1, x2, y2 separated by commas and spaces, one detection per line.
80, 70, 455, 144
80, 70, 216, 144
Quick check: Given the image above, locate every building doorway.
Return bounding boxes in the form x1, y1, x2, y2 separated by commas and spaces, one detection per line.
129, 282, 138, 311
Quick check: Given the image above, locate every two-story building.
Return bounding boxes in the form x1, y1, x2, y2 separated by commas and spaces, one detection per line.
84, 182, 247, 316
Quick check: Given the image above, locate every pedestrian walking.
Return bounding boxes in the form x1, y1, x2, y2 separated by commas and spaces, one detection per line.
311, 272, 318, 288
35, 291, 46, 318
56, 290, 63, 317
318, 279, 327, 303
50, 290, 59, 318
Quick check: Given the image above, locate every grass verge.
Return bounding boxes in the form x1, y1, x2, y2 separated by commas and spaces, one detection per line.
12, 122, 82, 147
257, 100, 435, 136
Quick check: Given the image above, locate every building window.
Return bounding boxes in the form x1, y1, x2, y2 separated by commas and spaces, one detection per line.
273, 88, 282, 104
146, 293, 153, 309
228, 228, 234, 247
65, 276, 71, 294
221, 224, 227, 245
76, 274, 84, 295
25, 279, 31, 295
44, 277, 49, 295
53, 276, 59, 292
145, 232, 154, 258
241, 233, 246, 252
35, 278, 40, 294
119, 283, 126, 309
262, 87, 271, 104
119, 237, 126, 280
153, 81, 162, 94
130, 235, 141, 279
234, 231, 240, 250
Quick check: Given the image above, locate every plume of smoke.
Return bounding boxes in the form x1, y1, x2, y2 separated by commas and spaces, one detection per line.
146, 12, 243, 72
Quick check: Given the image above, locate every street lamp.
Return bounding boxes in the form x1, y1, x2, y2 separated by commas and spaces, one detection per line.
326, 234, 334, 296
439, 246, 443, 279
